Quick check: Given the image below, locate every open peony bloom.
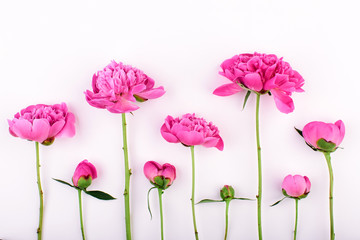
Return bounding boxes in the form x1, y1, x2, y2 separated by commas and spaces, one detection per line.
282, 175, 311, 199
8, 103, 75, 145
72, 160, 97, 190
85, 60, 165, 113
144, 161, 176, 189
160, 113, 224, 150
302, 120, 345, 152
213, 52, 304, 114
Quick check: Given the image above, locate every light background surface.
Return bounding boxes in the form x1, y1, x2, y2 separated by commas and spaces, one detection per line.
1, 0, 360, 239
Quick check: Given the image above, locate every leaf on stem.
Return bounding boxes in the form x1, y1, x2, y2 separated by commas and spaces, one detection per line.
53, 178, 75, 189
84, 190, 116, 200
233, 197, 255, 201
196, 199, 224, 204
270, 197, 287, 207
242, 91, 251, 110
147, 187, 157, 219
294, 127, 303, 137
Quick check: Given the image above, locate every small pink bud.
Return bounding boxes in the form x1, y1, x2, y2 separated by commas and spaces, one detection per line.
143, 161, 176, 189
72, 160, 97, 190
220, 185, 235, 200
282, 175, 311, 199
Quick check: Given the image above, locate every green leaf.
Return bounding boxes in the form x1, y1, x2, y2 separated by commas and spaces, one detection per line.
294, 127, 303, 137
306, 142, 318, 151
270, 197, 287, 207
233, 197, 255, 201
196, 199, 224, 204
147, 187, 157, 219
84, 190, 116, 200
242, 91, 251, 110
53, 178, 75, 189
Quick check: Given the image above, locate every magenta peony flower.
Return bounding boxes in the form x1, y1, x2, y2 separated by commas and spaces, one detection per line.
302, 120, 345, 152
213, 52, 304, 114
160, 113, 224, 150
72, 160, 97, 189
8, 103, 75, 144
144, 161, 176, 189
85, 60, 165, 113
282, 174, 311, 198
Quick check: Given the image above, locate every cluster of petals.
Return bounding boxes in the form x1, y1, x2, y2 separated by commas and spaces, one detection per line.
8, 103, 75, 143
282, 174, 311, 198
85, 60, 165, 113
143, 161, 176, 189
160, 113, 224, 150
72, 160, 97, 187
302, 120, 345, 151
213, 52, 304, 114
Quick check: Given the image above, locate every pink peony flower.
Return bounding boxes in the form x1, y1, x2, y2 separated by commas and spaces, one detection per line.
85, 61, 165, 113
302, 120, 345, 152
72, 160, 97, 189
8, 103, 75, 144
213, 52, 304, 114
282, 175, 311, 198
160, 113, 224, 150
144, 161, 176, 189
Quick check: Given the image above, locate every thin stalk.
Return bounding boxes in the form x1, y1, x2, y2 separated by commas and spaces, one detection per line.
35, 142, 44, 240
255, 93, 263, 240
190, 146, 199, 240
324, 152, 335, 240
224, 200, 230, 240
294, 199, 299, 240
122, 113, 132, 240
158, 188, 164, 240
78, 189, 86, 240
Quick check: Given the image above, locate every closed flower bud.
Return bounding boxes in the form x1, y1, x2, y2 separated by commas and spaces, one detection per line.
72, 160, 97, 190
144, 161, 176, 190
282, 175, 311, 199
220, 185, 235, 201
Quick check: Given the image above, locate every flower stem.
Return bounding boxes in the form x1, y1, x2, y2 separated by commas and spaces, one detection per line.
294, 198, 299, 240
255, 93, 263, 240
324, 152, 335, 240
78, 189, 86, 240
35, 142, 43, 240
158, 188, 164, 240
122, 113, 132, 240
224, 200, 230, 240
190, 146, 199, 240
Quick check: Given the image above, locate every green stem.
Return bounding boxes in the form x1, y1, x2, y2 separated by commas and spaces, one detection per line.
78, 189, 86, 240
324, 152, 335, 240
224, 200, 230, 240
122, 113, 132, 240
255, 93, 263, 240
190, 146, 199, 240
158, 188, 164, 240
35, 142, 43, 240
294, 199, 299, 240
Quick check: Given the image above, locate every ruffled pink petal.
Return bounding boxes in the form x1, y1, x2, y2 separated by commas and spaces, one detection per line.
85, 90, 113, 109
48, 120, 65, 138
177, 131, 204, 146
162, 163, 176, 184
202, 136, 220, 148
10, 119, 32, 140
135, 86, 165, 100
213, 83, 242, 96
106, 98, 139, 113
8, 120, 18, 137
144, 161, 162, 182
131, 84, 147, 94
56, 112, 76, 138
304, 176, 311, 193
335, 120, 345, 145
160, 124, 179, 143
243, 73, 263, 91
30, 119, 51, 143
215, 136, 224, 151
271, 90, 294, 114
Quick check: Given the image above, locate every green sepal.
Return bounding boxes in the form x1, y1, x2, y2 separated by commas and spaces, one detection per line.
242, 91, 251, 110
294, 127, 303, 137
317, 139, 337, 152
270, 197, 287, 207
77, 176, 92, 190
196, 199, 224, 204
84, 190, 116, 200
42, 137, 55, 146
163, 178, 171, 189
154, 176, 164, 187
134, 95, 147, 102
53, 178, 76, 189
147, 187, 157, 219
233, 197, 255, 201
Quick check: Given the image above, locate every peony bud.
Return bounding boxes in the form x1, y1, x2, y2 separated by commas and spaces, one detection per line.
282, 175, 311, 199
72, 160, 97, 190
220, 185, 235, 201
144, 161, 176, 189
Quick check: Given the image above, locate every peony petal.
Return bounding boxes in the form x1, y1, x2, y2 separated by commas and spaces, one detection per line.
10, 119, 32, 140
131, 84, 147, 94
334, 120, 345, 146
144, 161, 162, 182
243, 73, 263, 91
162, 163, 176, 184
304, 176, 311, 193
56, 112, 76, 138
160, 124, 179, 143
177, 130, 204, 146
271, 89, 294, 114
106, 97, 139, 113
213, 83, 242, 96
30, 119, 51, 143
48, 120, 66, 138
135, 86, 166, 100
202, 137, 220, 148
215, 136, 224, 151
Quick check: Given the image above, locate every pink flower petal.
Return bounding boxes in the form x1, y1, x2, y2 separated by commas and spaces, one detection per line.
177, 131, 204, 146
243, 73, 263, 91
48, 120, 66, 138
213, 83, 242, 96
135, 86, 166, 100
271, 89, 294, 114
106, 98, 139, 113
31, 119, 51, 143
160, 124, 179, 143
10, 119, 32, 140
335, 120, 345, 145
143, 161, 162, 182
202, 137, 220, 148
56, 112, 76, 138
162, 163, 176, 184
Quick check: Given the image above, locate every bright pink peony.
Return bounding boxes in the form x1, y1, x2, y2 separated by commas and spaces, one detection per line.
85, 61, 165, 113
160, 113, 224, 150
282, 174, 311, 198
213, 52, 304, 114
8, 103, 75, 144
144, 161, 176, 189
72, 160, 97, 189
302, 120, 345, 152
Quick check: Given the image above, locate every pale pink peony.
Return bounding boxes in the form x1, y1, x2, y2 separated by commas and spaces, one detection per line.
213, 52, 304, 114
8, 103, 75, 144
143, 161, 176, 189
72, 160, 97, 188
302, 120, 345, 152
85, 61, 165, 113
160, 113, 224, 150
282, 174, 311, 198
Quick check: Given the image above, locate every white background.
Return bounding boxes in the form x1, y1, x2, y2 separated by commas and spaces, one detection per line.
1, 0, 360, 239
